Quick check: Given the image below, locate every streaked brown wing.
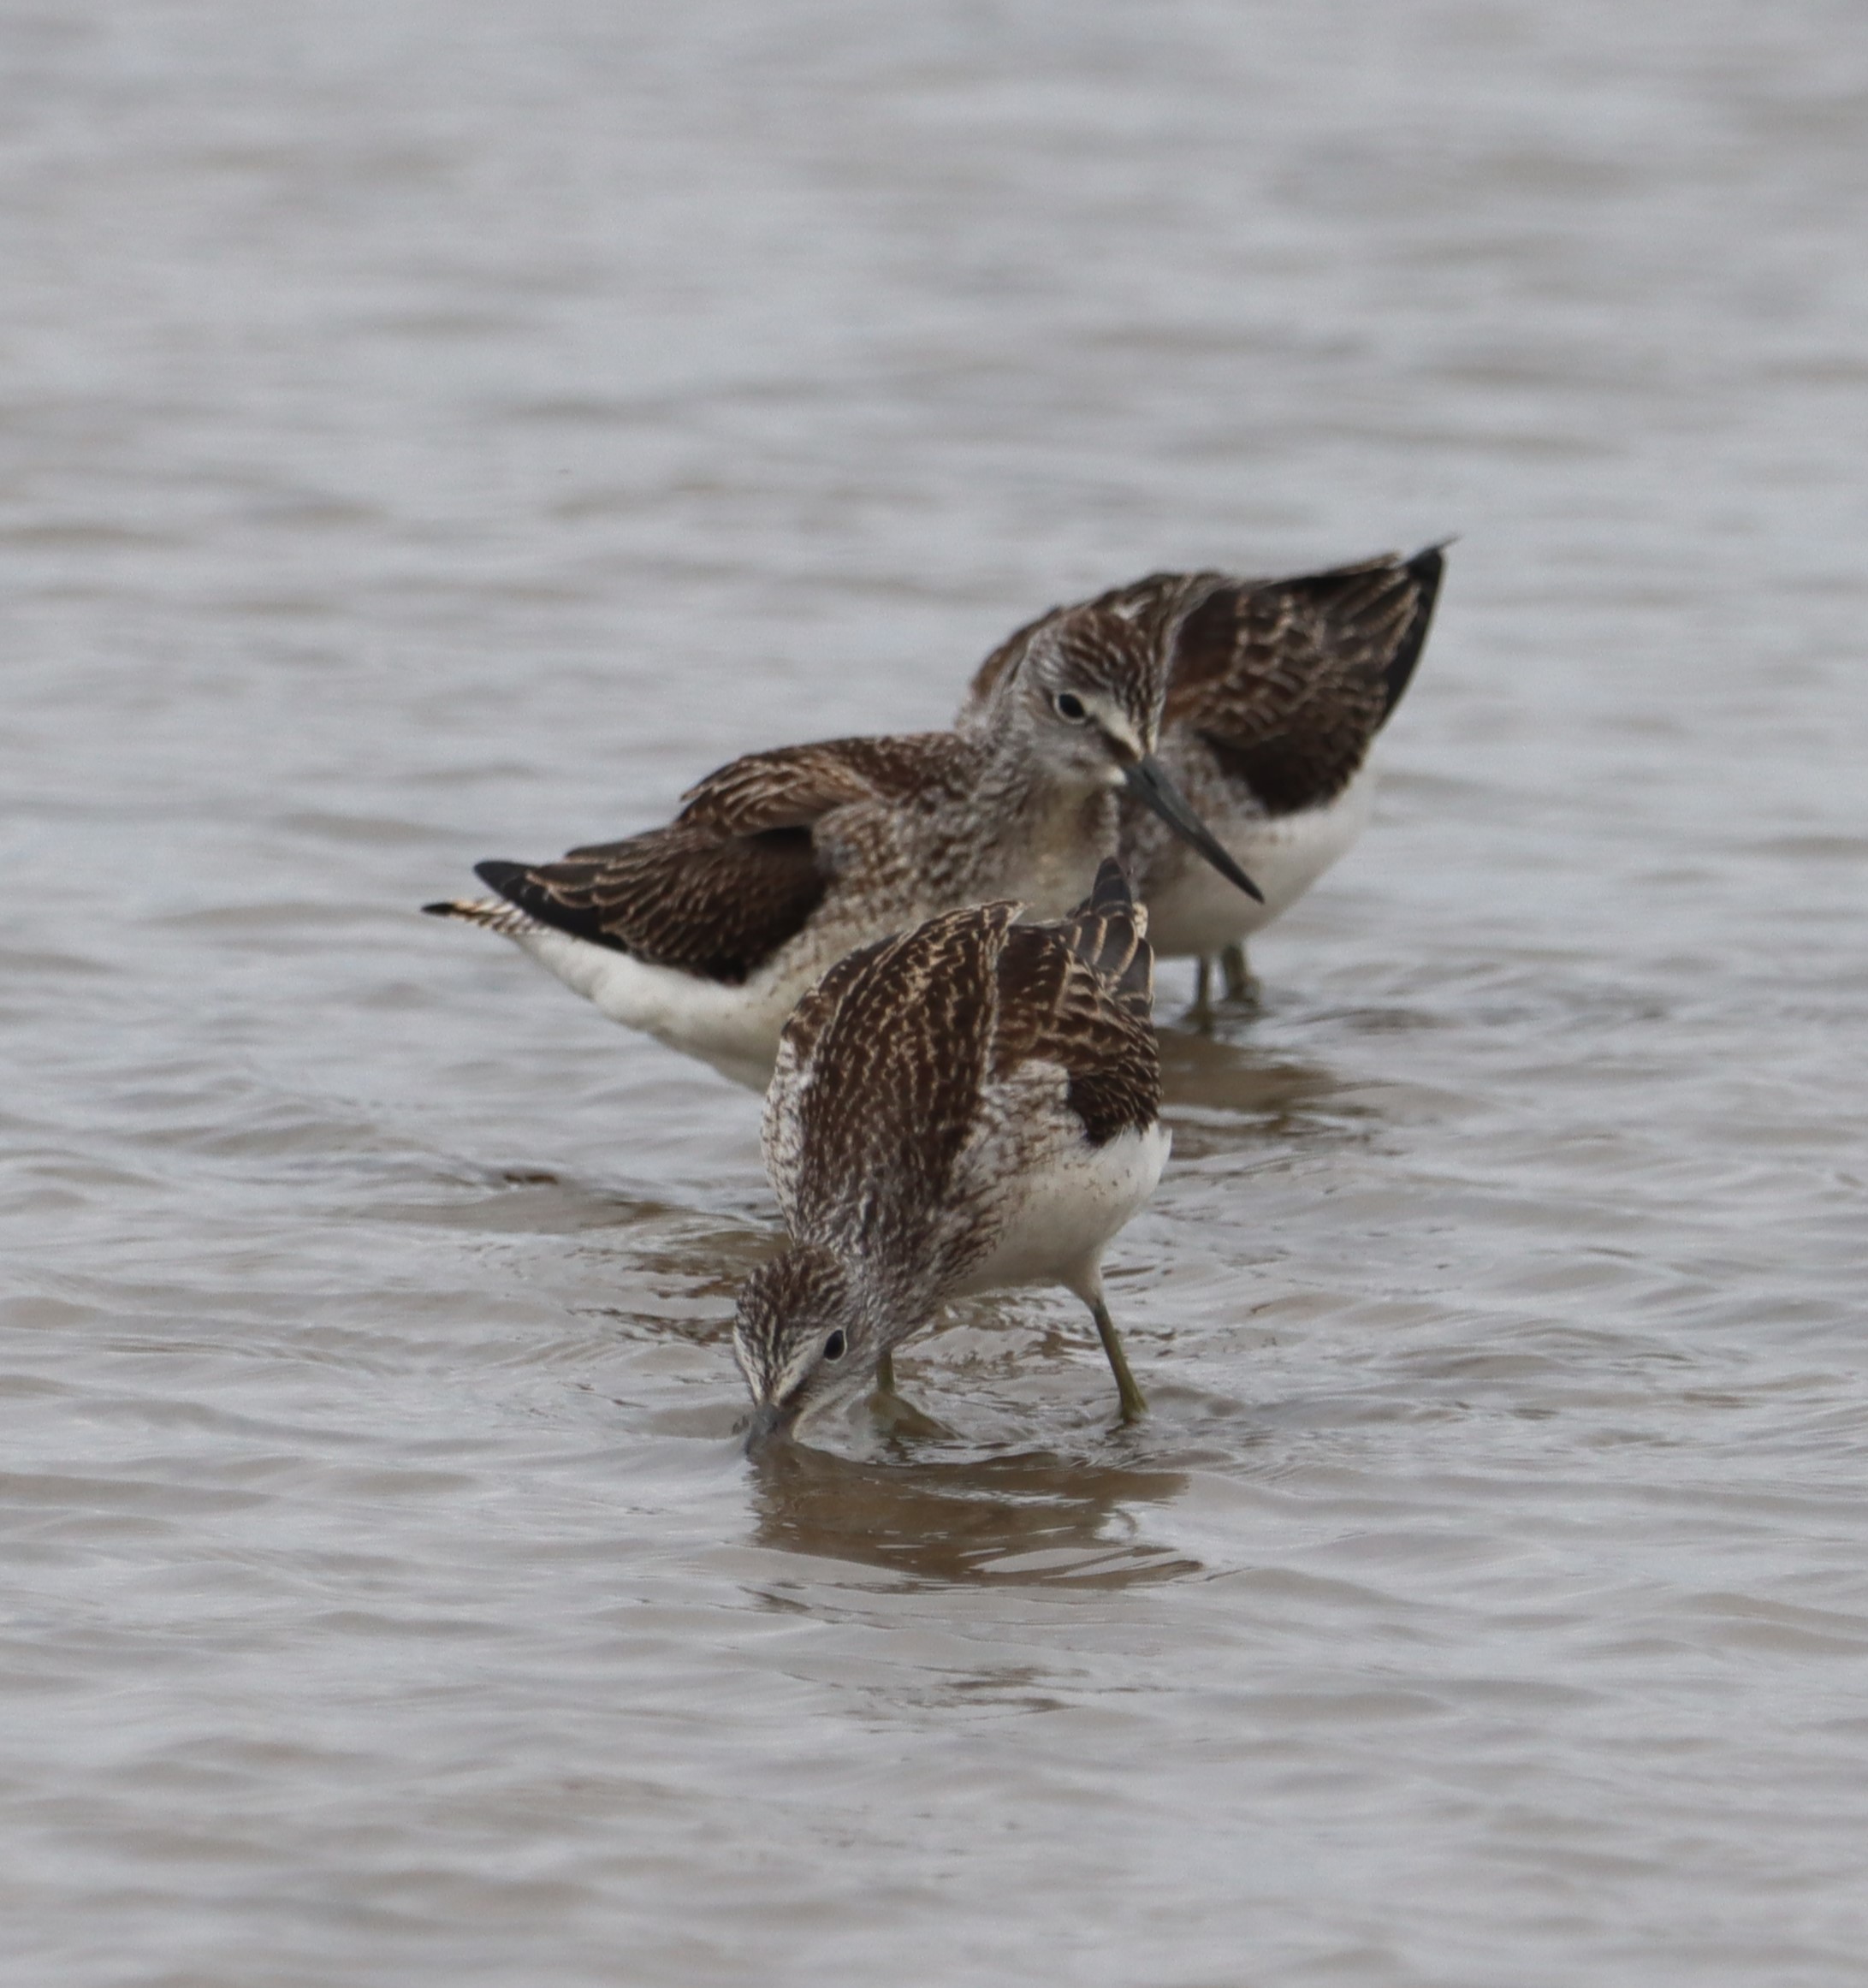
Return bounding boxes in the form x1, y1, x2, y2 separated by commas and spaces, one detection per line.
474, 822, 825, 984
475, 733, 969, 985
1165, 549, 1444, 814
992, 859, 1159, 1146
673, 733, 965, 835
774, 901, 1022, 1247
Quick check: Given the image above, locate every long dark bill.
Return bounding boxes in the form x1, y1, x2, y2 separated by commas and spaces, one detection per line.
1123, 756, 1265, 903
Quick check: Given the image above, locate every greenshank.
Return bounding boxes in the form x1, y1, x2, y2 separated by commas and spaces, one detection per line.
963, 547, 1445, 1006
426, 606, 1260, 1088
735, 859, 1165, 1445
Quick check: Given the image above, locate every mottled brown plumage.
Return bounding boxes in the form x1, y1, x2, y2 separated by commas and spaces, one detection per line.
966, 551, 1438, 810
965, 547, 1446, 981
475, 734, 971, 984
737, 860, 1166, 1439
991, 876, 1156, 1147
426, 608, 1260, 1089
1157, 551, 1437, 814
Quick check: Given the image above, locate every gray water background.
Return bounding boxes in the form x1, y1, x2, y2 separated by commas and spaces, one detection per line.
4, 2, 1868, 1982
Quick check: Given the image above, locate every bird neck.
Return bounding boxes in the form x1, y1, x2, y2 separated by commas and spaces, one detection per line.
964, 736, 1119, 908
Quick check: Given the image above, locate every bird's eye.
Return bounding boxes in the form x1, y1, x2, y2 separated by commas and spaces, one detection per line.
1053, 691, 1088, 722
822, 1330, 847, 1361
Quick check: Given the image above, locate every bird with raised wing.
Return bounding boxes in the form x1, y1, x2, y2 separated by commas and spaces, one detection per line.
426, 603, 1260, 1089
735, 859, 1165, 1445
962, 546, 1445, 1008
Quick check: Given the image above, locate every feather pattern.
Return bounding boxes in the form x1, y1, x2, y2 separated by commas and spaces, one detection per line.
426, 579, 1267, 1083
953, 547, 1446, 964
765, 858, 1161, 1297
455, 733, 976, 986
672, 733, 970, 836
1120, 547, 1444, 961
968, 550, 1442, 818
1157, 549, 1440, 815
737, 862, 1170, 1430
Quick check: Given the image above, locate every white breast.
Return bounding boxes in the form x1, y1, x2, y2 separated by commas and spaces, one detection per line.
947, 1108, 1170, 1303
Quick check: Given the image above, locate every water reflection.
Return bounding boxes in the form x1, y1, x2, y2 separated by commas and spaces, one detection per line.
745, 1439, 1197, 1588
1154, 1029, 1381, 1162
1157, 1028, 1352, 1119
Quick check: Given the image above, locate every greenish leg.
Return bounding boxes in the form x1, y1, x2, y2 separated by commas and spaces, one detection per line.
1087, 1294, 1147, 1423
1191, 955, 1215, 1029
870, 1349, 952, 1439
1220, 941, 1257, 1004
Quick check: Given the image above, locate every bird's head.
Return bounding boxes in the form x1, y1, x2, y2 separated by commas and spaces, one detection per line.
733, 1246, 875, 1450
1000, 607, 1264, 905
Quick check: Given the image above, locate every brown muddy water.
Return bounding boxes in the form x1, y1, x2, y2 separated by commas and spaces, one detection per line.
4, 3, 1867, 1983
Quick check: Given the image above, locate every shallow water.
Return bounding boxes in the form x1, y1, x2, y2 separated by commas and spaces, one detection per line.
5, 1, 1868, 1981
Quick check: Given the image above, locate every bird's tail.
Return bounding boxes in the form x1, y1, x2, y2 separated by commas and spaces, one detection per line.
420, 896, 543, 937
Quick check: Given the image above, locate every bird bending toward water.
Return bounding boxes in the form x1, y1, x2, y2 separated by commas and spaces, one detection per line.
425, 605, 1260, 1089
962, 546, 1445, 1010
734, 859, 1164, 1445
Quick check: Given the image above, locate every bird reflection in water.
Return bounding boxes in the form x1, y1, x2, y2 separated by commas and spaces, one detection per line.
744, 1439, 1197, 1589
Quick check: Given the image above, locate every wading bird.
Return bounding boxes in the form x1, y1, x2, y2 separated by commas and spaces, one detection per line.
734, 860, 1165, 1445
962, 547, 1445, 1012
427, 604, 1260, 1088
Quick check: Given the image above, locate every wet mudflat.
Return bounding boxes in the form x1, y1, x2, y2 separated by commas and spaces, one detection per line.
3, 2, 1867, 1982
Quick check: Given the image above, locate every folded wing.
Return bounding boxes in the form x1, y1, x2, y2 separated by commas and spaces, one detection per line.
1165, 548, 1444, 814
766, 899, 1019, 1243
468, 733, 964, 986
990, 858, 1159, 1147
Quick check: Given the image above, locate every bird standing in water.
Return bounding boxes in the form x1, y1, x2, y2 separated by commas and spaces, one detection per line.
426, 605, 1260, 1089
735, 860, 1165, 1445
962, 547, 1445, 1012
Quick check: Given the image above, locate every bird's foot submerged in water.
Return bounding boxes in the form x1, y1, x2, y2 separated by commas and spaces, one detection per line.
1219, 942, 1260, 1006
1188, 946, 1260, 1027
869, 1350, 954, 1439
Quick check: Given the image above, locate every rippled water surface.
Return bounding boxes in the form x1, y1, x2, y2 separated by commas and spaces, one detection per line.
6, 2, 1868, 1981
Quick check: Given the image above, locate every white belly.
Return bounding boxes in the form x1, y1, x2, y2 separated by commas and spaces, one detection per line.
1139, 766, 1376, 959
950, 1119, 1171, 1303
507, 926, 798, 1092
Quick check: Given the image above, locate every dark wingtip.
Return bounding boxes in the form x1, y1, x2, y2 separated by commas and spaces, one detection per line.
1088, 855, 1135, 915
464, 854, 632, 955
472, 858, 532, 902
1380, 543, 1450, 722
1069, 857, 1154, 1000
421, 900, 457, 917
1407, 541, 1450, 586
